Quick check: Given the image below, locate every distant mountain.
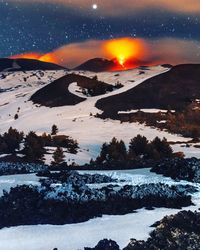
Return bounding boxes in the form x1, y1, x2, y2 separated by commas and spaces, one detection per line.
75, 58, 118, 72
75, 57, 154, 72
0, 58, 66, 72
96, 64, 200, 118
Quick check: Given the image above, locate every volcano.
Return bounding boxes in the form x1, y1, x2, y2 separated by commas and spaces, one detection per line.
75, 58, 117, 72
0, 58, 67, 72
75, 57, 150, 72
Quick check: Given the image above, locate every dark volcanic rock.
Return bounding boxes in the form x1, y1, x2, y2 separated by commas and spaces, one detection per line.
37, 170, 117, 184
0, 58, 66, 72
84, 211, 200, 250
96, 64, 200, 119
0, 162, 48, 176
0, 177, 195, 229
151, 157, 200, 183
75, 58, 117, 72
30, 73, 115, 107
124, 210, 200, 250
85, 239, 120, 250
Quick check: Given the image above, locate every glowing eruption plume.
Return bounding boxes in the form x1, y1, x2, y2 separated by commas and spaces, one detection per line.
104, 38, 146, 69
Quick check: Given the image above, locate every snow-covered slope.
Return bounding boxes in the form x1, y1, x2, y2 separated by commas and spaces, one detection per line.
0, 66, 199, 164
0, 168, 199, 250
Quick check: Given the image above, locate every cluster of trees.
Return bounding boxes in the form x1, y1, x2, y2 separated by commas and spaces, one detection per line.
0, 128, 45, 163
120, 104, 200, 140
0, 125, 79, 164
95, 135, 173, 165
81, 76, 123, 97
41, 135, 78, 155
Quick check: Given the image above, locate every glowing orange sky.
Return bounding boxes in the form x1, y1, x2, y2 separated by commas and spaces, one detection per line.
104, 38, 147, 70
9, 37, 200, 70
10, 52, 58, 64
10, 38, 149, 70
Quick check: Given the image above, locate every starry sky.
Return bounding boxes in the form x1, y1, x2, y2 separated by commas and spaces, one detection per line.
1, 0, 200, 68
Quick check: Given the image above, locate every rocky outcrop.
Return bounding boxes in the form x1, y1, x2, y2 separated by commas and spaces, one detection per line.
151, 157, 200, 182
85, 211, 200, 250
0, 170, 195, 229
85, 239, 120, 250
124, 210, 200, 250
37, 170, 117, 185
0, 162, 48, 176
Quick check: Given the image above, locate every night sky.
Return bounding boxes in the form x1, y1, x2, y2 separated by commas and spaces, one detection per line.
1, 0, 200, 67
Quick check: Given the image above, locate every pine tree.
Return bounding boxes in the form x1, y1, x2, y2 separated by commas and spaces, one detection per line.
96, 143, 109, 164
151, 137, 173, 159
23, 131, 45, 162
51, 147, 65, 166
3, 127, 24, 154
51, 124, 58, 135
129, 135, 148, 158
118, 140, 127, 161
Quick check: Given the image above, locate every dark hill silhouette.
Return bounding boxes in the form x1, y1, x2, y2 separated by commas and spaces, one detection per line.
0, 58, 66, 72
75, 57, 154, 72
75, 58, 117, 72
30, 73, 115, 107
96, 64, 200, 119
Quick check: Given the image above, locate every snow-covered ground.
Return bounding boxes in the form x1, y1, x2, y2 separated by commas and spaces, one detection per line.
0, 173, 41, 196
118, 109, 176, 114
0, 208, 194, 250
0, 66, 199, 165
0, 67, 199, 249
80, 168, 200, 188
0, 169, 199, 250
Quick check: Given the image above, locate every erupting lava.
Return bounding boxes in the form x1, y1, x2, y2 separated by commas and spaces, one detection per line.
10, 52, 58, 64
104, 38, 146, 70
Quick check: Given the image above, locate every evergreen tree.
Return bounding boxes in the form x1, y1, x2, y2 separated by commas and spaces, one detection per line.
96, 143, 109, 164
129, 135, 148, 158
107, 137, 121, 162
151, 137, 173, 159
51, 124, 58, 135
0, 135, 8, 153
96, 138, 127, 164
3, 127, 24, 154
23, 131, 45, 162
118, 140, 127, 161
51, 147, 65, 166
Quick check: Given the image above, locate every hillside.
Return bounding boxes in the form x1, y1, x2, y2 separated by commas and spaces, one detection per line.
30, 73, 118, 107
0, 58, 66, 72
0, 65, 199, 165
75, 58, 118, 72
96, 64, 200, 118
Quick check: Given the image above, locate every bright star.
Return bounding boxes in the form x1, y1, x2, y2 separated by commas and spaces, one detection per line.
92, 4, 98, 10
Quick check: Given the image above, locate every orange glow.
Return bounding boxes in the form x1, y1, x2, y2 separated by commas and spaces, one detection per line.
10, 52, 42, 60
104, 38, 146, 70
10, 52, 58, 64
39, 53, 58, 64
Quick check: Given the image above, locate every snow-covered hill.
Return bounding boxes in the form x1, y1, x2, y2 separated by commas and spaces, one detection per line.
0, 66, 199, 164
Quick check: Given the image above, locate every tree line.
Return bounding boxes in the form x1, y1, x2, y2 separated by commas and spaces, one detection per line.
0, 125, 79, 164
93, 135, 174, 167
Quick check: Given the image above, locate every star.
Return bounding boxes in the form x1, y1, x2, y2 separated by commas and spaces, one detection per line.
92, 4, 98, 10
